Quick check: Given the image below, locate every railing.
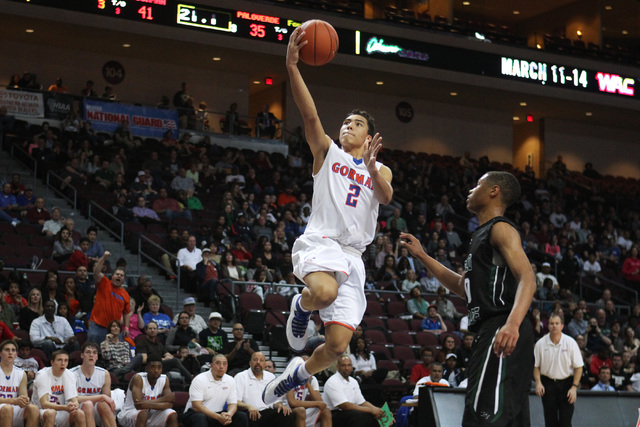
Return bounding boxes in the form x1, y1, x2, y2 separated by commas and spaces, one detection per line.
45, 170, 77, 216
137, 234, 181, 307
88, 201, 124, 260
579, 272, 638, 306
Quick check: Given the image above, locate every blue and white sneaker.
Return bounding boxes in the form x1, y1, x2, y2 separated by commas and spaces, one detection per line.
262, 356, 306, 405
286, 293, 311, 352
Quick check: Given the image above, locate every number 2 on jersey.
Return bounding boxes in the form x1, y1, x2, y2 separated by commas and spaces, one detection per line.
345, 184, 361, 207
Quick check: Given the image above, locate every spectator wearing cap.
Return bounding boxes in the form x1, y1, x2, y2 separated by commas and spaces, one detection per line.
132, 195, 161, 225
199, 312, 229, 357
536, 262, 559, 289
25, 196, 51, 226
42, 206, 65, 236
419, 305, 447, 335
130, 170, 158, 199
177, 235, 202, 293
196, 247, 220, 307
442, 353, 463, 387
173, 297, 207, 335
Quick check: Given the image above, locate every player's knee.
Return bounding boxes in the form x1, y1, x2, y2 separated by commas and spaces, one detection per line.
43, 409, 56, 421
0, 404, 13, 416
313, 285, 338, 307
26, 404, 39, 417
81, 400, 95, 413
321, 407, 332, 418
293, 407, 306, 420
324, 339, 349, 357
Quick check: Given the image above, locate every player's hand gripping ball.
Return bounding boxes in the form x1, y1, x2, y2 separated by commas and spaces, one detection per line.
298, 19, 339, 66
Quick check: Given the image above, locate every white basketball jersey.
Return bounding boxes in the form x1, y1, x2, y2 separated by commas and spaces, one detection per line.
31, 367, 78, 408
122, 373, 167, 412
70, 365, 106, 396
0, 366, 25, 398
292, 376, 319, 402
304, 142, 381, 253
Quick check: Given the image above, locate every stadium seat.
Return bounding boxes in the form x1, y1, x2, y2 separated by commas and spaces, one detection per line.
364, 329, 388, 344
362, 316, 385, 330
365, 300, 385, 316
387, 318, 410, 332
390, 331, 414, 346
415, 332, 439, 347
386, 301, 408, 317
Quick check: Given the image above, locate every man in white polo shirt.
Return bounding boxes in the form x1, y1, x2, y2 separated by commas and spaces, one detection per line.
235, 352, 293, 427
177, 235, 202, 293
322, 355, 383, 427
533, 313, 583, 427
183, 354, 248, 427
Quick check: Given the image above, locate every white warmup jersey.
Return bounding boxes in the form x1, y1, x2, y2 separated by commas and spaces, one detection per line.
31, 367, 78, 408
70, 366, 106, 395
304, 142, 381, 253
121, 373, 167, 412
0, 366, 24, 399
291, 377, 322, 427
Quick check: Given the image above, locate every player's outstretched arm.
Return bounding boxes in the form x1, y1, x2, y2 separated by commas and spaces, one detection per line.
286, 27, 331, 162
400, 233, 465, 297
490, 222, 536, 356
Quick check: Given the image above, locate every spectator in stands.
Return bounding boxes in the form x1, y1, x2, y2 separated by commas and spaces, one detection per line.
436, 335, 458, 364
223, 103, 251, 135
410, 347, 435, 385
41, 206, 64, 237
623, 326, 639, 356
128, 275, 161, 313
100, 320, 132, 374
223, 323, 258, 377
15, 340, 41, 381
5, 279, 26, 319
196, 248, 220, 307
585, 317, 611, 354
61, 277, 80, 318
16, 186, 36, 213
19, 288, 42, 332
558, 245, 581, 291
220, 251, 247, 283
591, 365, 614, 391
177, 235, 202, 293
52, 226, 74, 264
413, 361, 450, 396
165, 311, 198, 354
420, 268, 442, 294
29, 300, 78, 359
442, 353, 463, 387
66, 237, 90, 272
199, 312, 228, 358
171, 168, 195, 193
401, 269, 420, 293
420, 305, 447, 335
435, 196, 455, 221
567, 307, 588, 338
583, 252, 602, 283
256, 104, 279, 139
152, 187, 192, 222
537, 262, 559, 289
173, 298, 207, 335
142, 295, 173, 335
406, 286, 428, 320
131, 195, 161, 225
433, 286, 464, 323
85, 225, 105, 265
230, 215, 253, 248
113, 120, 140, 149
93, 159, 115, 189
47, 77, 68, 93
0, 182, 20, 227
89, 251, 130, 344
350, 337, 388, 406
582, 162, 601, 180
456, 333, 474, 375
622, 246, 640, 286
73, 265, 95, 315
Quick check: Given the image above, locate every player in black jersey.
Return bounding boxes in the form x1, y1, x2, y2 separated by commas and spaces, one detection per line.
401, 171, 536, 427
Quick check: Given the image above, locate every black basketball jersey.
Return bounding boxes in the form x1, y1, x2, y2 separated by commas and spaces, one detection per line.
463, 216, 519, 333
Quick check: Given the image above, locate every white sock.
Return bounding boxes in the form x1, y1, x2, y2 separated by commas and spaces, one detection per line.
297, 296, 311, 313
296, 361, 311, 381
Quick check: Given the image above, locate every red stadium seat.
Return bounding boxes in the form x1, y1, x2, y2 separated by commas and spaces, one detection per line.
391, 331, 414, 346
364, 329, 388, 344
387, 318, 410, 331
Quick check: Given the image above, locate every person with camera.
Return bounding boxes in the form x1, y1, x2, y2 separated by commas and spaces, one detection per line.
223, 323, 259, 377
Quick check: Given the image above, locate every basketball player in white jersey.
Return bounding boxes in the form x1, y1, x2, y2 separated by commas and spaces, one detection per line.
285, 356, 331, 427
31, 349, 86, 427
117, 354, 178, 427
263, 26, 393, 404
0, 340, 39, 427
70, 342, 117, 427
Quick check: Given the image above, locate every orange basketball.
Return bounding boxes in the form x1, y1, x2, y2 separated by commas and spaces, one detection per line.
298, 20, 339, 66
